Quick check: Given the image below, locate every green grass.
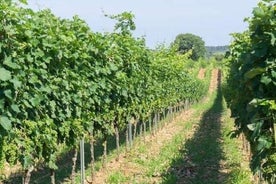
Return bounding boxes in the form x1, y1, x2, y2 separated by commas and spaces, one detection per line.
107, 171, 129, 184
221, 107, 252, 184
161, 87, 252, 184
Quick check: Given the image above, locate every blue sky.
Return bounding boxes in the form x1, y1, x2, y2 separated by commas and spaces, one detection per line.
27, 0, 260, 48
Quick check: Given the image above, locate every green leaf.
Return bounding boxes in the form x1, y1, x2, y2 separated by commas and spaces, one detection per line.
251, 120, 263, 141
122, 89, 128, 97
247, 123, 256, 131
265, 32, 276, 46
30, 96, 42, 107
41, 86, 51, 93
65, 107, 72, 118
10, 78, 22, 89
29, 75, 39, 84
0, 68, 11, 81
253, 7, 265, 17
19, 0, 28, 4
244, 67, 265, 79
11, 104, 20, 113
257, 136, 272, 151
4, 90, 12, 100
26, 54, 33, 63
109, 62, 118, 71
260, 75, 272, 85
48, 158, 58, 170
23, 155, 33, 169
0, 116, 12, 131
271, 70, 276, 78
0, 99, 4, 109
25, 30, 32, 37
23, 100, 32, 108
3, 56, 20, 69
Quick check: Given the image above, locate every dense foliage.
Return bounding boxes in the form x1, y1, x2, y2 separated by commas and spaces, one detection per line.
173, 33, 206, 61
224, 0, 276, 182
0, 1, 208, 182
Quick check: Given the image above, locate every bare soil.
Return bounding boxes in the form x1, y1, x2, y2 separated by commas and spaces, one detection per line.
197, 68, 206, 80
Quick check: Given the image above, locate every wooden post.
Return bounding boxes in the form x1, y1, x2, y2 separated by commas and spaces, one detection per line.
71, 147, 78, 184
50, 169, 55, 184
80, 138, 85, 184
23, 166, 34, 184
102, 137, 107, 168
128, 118, 134, 148
114, 122, 120, 161
90, 135, 95, 183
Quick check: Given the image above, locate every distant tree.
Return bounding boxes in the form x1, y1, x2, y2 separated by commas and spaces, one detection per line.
173, 33, 206, 60
213, 53, 225, 61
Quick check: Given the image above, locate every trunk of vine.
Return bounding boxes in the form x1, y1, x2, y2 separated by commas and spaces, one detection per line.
143, 122, 146, 138
172, 107, 175, 121
184, 100, 187, 110
71, 147, 78, 184
169, 107, 172, 124
241, 134, 251, 161
23, 166, 33, 184
168, 106, 172, 123
102, 137, 107, 168
139, 123, 142, 138
149, 117, 152, 134
128, 121, 133, 148
133, 122, 137, 141
156, 112, 160, 131
152, 113, 155, 135
139, 123, 144, 140
154, 113, 158, 134
126, 127, 129, 152
89, 135, 95, 183
114, 123, 120, 161
50, 169, 55, 184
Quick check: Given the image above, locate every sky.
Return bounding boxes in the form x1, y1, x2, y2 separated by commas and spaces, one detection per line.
27, 0, 260, 48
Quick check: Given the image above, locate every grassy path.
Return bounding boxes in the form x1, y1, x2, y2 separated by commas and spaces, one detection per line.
87, 69, 253, 184
164, 71, 252, 184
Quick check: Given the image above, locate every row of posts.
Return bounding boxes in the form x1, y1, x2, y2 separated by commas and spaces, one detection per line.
79, 99, 191, 183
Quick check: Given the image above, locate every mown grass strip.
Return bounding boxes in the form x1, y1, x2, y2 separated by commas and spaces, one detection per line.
111, 87, 252, 184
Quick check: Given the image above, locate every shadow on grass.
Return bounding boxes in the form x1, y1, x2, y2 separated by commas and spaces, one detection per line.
162, 71, 228, 184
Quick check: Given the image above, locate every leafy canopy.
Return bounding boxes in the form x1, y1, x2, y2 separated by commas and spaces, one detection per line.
173, 33, 206, 61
